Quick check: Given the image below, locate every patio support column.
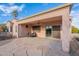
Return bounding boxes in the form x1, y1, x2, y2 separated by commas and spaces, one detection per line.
41, 24, 46, 37
18, 24, 22, 37
8, 26, 11, 32
61, 14, 71, 52
16, 24, 19, 38
18, 24, 20, 37
13, 23, 18, 38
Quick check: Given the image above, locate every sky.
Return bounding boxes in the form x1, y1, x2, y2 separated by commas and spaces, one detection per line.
0, 3, 79, 28
70, 3, 79, 29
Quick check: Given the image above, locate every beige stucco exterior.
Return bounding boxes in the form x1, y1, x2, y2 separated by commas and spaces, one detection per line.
6, 4, 72, 52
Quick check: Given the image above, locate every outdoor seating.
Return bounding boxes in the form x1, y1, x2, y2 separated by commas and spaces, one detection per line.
30, 32, 37, 37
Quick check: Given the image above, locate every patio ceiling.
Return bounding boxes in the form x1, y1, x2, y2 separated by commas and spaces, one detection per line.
19, 16, 62, 25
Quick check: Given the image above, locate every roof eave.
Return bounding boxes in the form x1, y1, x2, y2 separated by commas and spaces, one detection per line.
17, 3, 72, 22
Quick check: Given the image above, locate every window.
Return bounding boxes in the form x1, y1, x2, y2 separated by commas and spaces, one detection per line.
53, 25, 60, 31
46, 25, 52, 29
32, 26, 40, 31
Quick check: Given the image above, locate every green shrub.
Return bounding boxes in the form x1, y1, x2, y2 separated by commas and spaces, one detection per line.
72, 26, 79, 33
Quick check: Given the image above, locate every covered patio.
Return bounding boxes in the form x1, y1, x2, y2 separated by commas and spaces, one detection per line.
18, 16, 62, 38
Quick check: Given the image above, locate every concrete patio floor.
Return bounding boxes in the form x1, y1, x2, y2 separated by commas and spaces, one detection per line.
0, 37, 69, 56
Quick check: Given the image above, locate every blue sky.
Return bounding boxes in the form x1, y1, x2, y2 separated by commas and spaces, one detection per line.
70, 3, 79, 29
0, 3, 79, 28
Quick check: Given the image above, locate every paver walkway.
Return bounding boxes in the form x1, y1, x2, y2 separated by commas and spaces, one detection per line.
0, 37, 69, 56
